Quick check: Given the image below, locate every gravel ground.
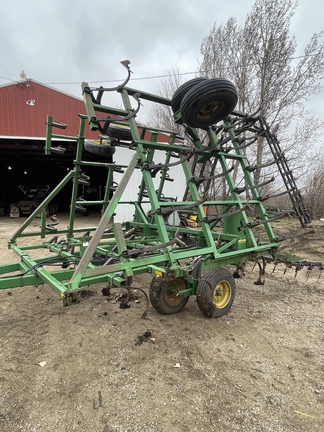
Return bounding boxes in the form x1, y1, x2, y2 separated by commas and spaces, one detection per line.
0, 215, 323, 432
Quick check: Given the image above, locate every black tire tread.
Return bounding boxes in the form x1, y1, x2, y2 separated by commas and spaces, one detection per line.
149, 276, 189, 315
106, 124, 133, 141
196, 267, 236, 318
84, 139, 116, 157
171, 77, 207, 114
180, 78, 238, 129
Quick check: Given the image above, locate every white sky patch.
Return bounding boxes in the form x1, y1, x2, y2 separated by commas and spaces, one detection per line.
0, 0, 323, 124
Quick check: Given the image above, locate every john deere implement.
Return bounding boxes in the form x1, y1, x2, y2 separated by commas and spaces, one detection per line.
0, 61, 320, 318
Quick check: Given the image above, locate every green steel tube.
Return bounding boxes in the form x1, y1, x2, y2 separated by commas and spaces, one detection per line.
68, 152, 140, 290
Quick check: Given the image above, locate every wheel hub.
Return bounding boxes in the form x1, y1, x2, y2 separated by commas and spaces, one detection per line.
165, 278, 186, 306
213, 280, 231, 308
198, 100, 224, 119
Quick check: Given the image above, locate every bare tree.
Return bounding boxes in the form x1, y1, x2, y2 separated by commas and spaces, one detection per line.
147, 0, 324, 207
147, 68, 185, 134
199, 0, 324, 187
304, 154, 324, 218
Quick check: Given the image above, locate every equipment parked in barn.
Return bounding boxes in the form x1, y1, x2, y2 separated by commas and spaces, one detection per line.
16, 183, 58, 216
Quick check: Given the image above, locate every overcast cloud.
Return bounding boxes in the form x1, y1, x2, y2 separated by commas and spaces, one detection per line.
0, 0, 323, 122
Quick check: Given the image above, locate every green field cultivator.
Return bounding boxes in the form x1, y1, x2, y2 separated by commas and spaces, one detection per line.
0, 62, 322, 318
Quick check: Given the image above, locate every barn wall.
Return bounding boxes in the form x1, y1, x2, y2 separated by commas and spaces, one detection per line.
0, 80, 99, 139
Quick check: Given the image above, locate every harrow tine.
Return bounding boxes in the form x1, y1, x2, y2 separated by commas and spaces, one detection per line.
284, 265, 288, 275
189, 164, 235, 186
221, 136, 258, 152
306, 269, 311, 281
246, 156, 283, 172
253, 260, 264, 285
151, 198, 206, 216
205, 205, 248, 224
274, 230, 315, 243
258, 188, 293, 202
233, 176, 275, 194
146, 151, 193, 176
294, 264, 302, 279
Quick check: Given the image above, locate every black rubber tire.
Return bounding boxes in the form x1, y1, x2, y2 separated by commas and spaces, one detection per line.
84, 139, 116, 156
180, 78, 238, 129
149, 276, 189, 314
196, 267, 236, 318
171, 77, 207, 114
106, 124, 132, 141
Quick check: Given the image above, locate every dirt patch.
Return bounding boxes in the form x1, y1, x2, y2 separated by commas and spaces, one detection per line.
0, 215, 323, 431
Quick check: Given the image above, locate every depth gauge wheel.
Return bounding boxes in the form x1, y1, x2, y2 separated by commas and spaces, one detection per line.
149, 276, 189, 314
171, 77, 207, 114
84, 139, 116, 157
180, 78, 238, 129
196, 267, 236, 318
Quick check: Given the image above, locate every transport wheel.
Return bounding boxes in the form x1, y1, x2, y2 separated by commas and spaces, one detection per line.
196, 267, 236, 318
106, 124, 133, 141
149, 276, 189, 314
84, 139, 116, 156
171, 77, 207, 114
180, 78, 238, 129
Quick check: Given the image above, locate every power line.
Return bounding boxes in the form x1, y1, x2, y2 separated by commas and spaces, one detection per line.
44, 53, 324, 86
46, 71, 198, 86
0, 75, 18, 83
0, 52, 321, 87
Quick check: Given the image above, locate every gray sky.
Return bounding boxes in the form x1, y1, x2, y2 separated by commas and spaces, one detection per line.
0, 0, 323, 123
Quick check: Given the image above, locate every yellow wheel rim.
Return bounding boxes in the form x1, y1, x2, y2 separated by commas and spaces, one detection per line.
213, 280, 232, 308
198, 101, 224, 119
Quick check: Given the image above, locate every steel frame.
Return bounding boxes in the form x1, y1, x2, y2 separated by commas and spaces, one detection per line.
1, 80, 304, 305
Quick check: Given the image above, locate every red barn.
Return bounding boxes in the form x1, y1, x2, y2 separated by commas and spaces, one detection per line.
0, 78, 107, 211
0, 77, 180, 214
0, 79, 100, 139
